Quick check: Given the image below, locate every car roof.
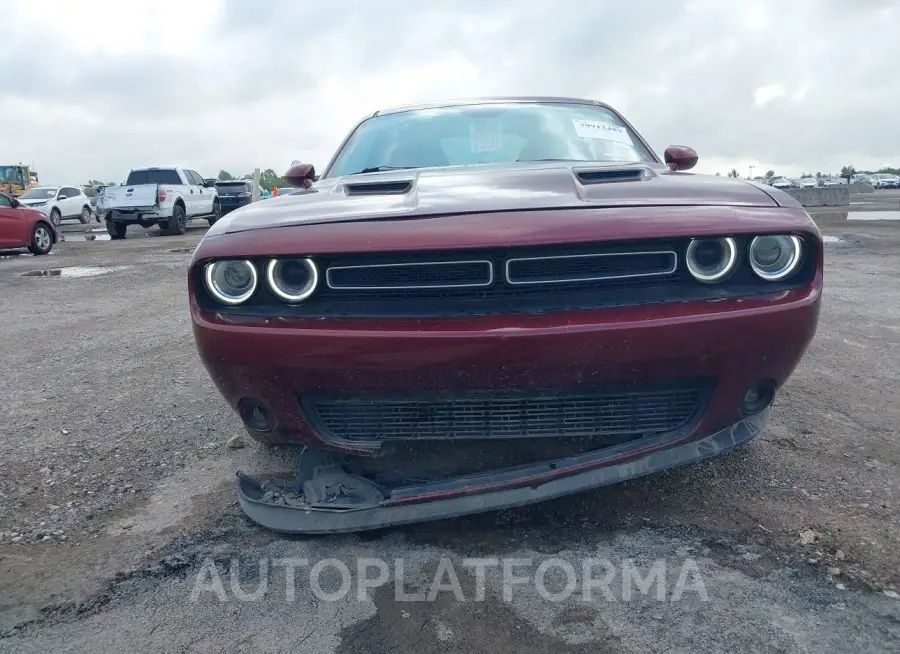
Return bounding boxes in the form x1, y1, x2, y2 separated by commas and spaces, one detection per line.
372, 96, 604, 117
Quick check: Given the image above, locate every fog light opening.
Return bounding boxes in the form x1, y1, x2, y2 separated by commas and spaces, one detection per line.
742, 381, 775, 415
238, 398, 275, 432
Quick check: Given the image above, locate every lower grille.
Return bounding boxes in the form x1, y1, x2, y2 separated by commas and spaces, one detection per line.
302, 381, 709, 445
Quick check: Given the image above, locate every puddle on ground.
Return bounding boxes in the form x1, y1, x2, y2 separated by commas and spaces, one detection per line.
822, 235, 842, 243
168, 247, 196, 253
84, 233, 111, 241
848, 210, 900, 221
20, 265, 130, 278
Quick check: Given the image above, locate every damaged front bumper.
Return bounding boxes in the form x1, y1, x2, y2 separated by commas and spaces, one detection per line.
236, 409, 768, 534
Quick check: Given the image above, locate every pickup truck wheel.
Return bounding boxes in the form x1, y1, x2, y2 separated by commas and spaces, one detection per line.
28, 222, 54, 255
207, 200, 221, 226
106, 221, 127, 240
49, 208, 62, 227
79, 206, 91, 224
168, 204, 187, 235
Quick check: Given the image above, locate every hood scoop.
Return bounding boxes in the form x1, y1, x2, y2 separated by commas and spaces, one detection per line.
343, 180, 414, 196
575, 167, 651, 185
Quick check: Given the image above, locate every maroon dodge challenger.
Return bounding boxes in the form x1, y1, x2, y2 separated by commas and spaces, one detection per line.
189, 97, 822, 534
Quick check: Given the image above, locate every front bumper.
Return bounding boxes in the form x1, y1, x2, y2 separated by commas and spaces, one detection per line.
193, 270, 820, 531
192, 281, 820, 448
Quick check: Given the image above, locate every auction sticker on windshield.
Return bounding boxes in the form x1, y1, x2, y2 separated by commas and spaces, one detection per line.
573, 119, 633, 145
469, 119, 503, 153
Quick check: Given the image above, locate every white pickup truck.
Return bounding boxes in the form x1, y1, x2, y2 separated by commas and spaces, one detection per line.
97, 167, 221, 239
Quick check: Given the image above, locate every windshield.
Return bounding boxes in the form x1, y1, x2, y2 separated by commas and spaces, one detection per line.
325, 102, 656, 178
216, 181, 251, 194
19, 187, 57, 200
125, 169, 182, 185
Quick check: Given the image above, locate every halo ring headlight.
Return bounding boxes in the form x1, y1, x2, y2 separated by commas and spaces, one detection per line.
266, 258, 318, 302
204, 260, 258, 305
685, 237, 738, 283
749, 235, 802, 281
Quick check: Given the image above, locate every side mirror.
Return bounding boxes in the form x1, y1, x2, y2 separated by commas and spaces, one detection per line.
284, 162, 316, 188
664, 145, 698, 172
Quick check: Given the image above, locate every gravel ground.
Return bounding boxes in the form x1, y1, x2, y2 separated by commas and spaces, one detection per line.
0, 215, 899, 653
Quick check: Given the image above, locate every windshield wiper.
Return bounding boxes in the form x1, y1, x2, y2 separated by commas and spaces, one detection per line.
349, 166, 419, 175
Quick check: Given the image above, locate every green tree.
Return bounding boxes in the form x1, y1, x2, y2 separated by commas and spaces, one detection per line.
727, 168, 740, 178
840, 165, 856, 180
765, 170, 775, 179
217, 170, 234, 181
259, 168, 284, 191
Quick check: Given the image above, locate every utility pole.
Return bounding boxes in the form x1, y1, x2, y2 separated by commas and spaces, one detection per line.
749, 165, 755, 179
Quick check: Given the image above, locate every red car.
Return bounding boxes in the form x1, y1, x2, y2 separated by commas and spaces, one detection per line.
0, 191, 57, 255
189, 97, 822, 534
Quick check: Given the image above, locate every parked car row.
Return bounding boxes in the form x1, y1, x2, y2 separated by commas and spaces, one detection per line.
765, 176, 844, 189
93, 169, 301, 238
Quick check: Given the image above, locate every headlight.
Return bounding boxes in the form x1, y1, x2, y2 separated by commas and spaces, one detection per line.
266, 258, 318, 302
748, 235, 802, 281
204, 260, 258, 305
685, 237, 738, 283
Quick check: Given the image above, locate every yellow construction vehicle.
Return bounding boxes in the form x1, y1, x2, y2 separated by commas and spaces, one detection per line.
0, 164, 40, 196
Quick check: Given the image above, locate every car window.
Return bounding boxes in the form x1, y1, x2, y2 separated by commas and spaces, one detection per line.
0, 194, 12, 208
325, 102, 657, 178
125, 169, 183, 185
64, 187, 78, 198
187, 170, 204, 186
216, 181, 251, 194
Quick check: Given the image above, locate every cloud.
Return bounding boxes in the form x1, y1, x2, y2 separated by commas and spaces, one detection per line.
2, 0, 897, 183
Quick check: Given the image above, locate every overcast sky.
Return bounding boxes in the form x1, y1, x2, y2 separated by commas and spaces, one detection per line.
2, 0, 897, 184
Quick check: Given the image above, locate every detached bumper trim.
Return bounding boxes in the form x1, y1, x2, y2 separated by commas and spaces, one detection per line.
236, 409, 768, 534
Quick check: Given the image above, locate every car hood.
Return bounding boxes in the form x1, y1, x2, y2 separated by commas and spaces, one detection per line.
213, 162, 782, 235
18, 198, 51, 206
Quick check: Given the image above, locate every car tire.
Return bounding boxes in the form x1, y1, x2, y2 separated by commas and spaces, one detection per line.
49, 208, 62, 227
168, 204, 187, 235
207, 200, 221, 226
79, 206, 91, 224
106, 220, 127, 240
28, 222, 54, 255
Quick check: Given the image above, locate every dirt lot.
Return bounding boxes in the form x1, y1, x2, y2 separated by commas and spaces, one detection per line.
0, 216, 899, 653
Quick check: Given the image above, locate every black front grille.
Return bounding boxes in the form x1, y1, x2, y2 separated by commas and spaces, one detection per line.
327, 260, 492, 290
506, 250, 675, 284
193, 236, 818, 318
302, 381, 709, 445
